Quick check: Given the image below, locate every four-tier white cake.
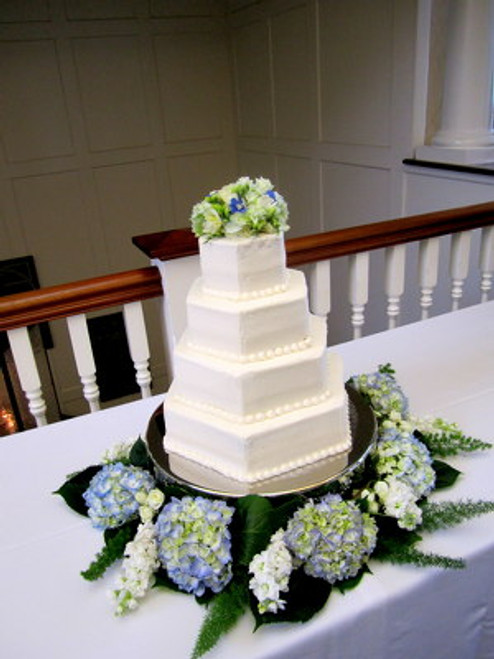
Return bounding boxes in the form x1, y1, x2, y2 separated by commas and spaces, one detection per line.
163, 230, 352, 492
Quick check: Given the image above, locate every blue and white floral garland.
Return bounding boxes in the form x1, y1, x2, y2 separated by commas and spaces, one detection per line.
56, 365, 494, 659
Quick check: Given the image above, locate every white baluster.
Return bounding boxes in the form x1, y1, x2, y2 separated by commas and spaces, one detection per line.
348, 252, 369, 339
449, 231, 472, 311
384, 244, 406, 329
479, 225, 494, 302
308, 259, 331, 318
123, 301, 152, 398
7, 327, 47, 426
418, 237, 440, 319
66, 314, 100, 412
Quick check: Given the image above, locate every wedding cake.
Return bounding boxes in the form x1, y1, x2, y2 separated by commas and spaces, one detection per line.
163, 178, 351, 492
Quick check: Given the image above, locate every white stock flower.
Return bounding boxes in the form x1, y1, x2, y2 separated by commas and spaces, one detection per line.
101, 440, 134, 464
113, 521, 159, 615
249, 529, 293, 614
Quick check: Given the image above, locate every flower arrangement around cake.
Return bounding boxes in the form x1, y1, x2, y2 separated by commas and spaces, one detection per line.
190, 176, 289, 239
56, 364, 494, 659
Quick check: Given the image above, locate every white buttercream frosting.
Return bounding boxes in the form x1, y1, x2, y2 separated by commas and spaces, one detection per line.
163, 232, 352, 486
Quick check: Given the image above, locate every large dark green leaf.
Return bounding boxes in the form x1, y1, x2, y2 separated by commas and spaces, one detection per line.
233, 495, 275, 566
128, 437, 153, 471
433, 459, 462, 490
53, 465, 101, 516
252, 568, 332, 629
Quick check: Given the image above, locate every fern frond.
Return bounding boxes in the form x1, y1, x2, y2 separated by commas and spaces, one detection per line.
420, 500, 494, 532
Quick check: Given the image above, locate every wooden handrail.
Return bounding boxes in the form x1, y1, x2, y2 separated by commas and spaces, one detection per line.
0, 266, 162, 332
132, 201, 494, 267
2, 201, 494, 334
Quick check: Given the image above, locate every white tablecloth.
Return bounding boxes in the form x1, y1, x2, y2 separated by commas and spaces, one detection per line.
1, 302, 494, 659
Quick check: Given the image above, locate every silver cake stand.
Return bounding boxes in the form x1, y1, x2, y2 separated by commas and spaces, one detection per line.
145, 384, 376, 498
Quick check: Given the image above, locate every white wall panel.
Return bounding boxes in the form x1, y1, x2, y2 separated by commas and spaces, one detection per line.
72, 36, 151, 152
65, 0, 137, 20
167, 152, 235, 226
321, 162, 391, 230
404, 169, 494, 215
319, 0, 393, 147
272, 3, 314, 140
12, 172, 97, 284
278, 155, 318, 236
0, 40, 73, 162
234, 19, 273, 137
93, 161, 162, 271
153, 32, 229, 142
0, 1, 50, 22
237, 150, 277, 182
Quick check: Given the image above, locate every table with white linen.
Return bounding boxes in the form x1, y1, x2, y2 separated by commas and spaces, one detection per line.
1, 301, 494, 659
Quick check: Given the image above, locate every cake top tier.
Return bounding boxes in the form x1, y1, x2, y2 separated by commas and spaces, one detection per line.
190, 176, 289, 241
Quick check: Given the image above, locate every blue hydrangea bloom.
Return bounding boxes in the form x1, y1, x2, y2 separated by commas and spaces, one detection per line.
349, 369, 409, 420
375, 433, 436, 499
284, 494, 377, 584
155, 496, 234, 597
83, 462, 155, 529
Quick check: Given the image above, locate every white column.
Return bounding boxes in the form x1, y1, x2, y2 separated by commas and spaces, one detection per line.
417, 0, 494, 164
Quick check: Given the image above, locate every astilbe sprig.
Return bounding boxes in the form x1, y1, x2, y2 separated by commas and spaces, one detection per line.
419, 499, 494, 532
413, 417, 492, 457
377, 544, 465, 570
191, 580, 248, 659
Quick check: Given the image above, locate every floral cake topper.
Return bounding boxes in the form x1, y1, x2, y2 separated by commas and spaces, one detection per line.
190, 176, 289, 240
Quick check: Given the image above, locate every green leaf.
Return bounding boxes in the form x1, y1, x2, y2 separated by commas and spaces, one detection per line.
53, 465, 101, 516
128, 437, 153, 471
233, 495, 275, 566
252, 568, 332, 629
191, 580, 248, 659
372, 515, 422, 561
81, 521, 138, 581
432, 459, 462, 490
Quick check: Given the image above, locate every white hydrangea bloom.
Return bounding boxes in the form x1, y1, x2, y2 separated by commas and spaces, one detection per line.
113, 521, 160, 615
249, 529, 293, 614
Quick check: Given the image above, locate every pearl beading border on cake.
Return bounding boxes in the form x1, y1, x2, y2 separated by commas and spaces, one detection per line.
202, 282, 288, 301
166, 434, 351, 484
186, 336, 312, 363
171, 389, 333, 425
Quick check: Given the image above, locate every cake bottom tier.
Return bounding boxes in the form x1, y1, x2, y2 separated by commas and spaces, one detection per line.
164, 386, 351, 485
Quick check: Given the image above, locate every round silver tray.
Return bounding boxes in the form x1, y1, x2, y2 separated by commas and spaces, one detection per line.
145, 384, 376, 498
